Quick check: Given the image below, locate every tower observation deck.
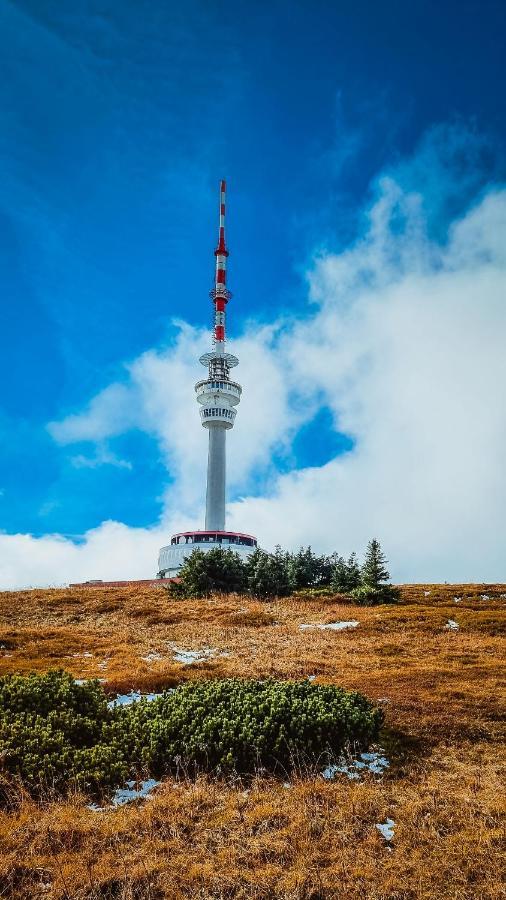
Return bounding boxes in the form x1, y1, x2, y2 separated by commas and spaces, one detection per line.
158, 181, 258, 578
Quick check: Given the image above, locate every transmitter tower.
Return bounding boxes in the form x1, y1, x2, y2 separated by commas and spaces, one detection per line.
197, 179, 241, 530
158, 182, 258, 577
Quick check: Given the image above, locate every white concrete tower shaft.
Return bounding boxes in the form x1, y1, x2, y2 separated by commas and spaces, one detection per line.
196, 180, 241, 532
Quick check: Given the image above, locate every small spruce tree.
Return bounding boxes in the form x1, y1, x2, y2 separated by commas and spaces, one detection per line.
346, 552, 361, 589
352, 539, 399, 605
331, 552, 361, 592
287, 546, 323, 589
246, 547, 292, 598
331, 555, 349, 592
361, 539, 390, 588
315, 552, 335, 587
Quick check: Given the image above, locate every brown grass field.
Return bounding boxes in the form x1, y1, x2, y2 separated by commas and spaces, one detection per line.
0, 583, 504, 899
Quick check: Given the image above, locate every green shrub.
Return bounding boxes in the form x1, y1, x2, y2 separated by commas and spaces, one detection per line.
292, 587, 335, 599
127, 679, 383, 775
0, 671, 129, 796
168, 540, 399, 601
350, 584, 400, 605
0, 672, 383, 798
286, 547, 336, 590
169, 547, 247, 598
246, 548, 293, 598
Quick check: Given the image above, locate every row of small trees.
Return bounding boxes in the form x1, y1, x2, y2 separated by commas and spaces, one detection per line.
171, 539, 399, 604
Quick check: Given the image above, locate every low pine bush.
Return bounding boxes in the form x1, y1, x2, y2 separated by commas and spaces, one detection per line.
0, 671, 129, 796
350, 584, 401, 605
127, 679, 383, 774
0, 672, 383, 799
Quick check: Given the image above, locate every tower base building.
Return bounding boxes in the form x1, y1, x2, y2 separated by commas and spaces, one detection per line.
158, 531, 258, 578
157, 181, 257, 579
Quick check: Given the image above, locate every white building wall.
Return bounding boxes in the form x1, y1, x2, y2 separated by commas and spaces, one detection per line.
158, 539, 256, 578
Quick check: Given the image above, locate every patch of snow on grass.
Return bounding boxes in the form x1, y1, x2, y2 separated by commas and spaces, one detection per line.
445, 619, 459, 630
172, 649, 211, 664
454, 596, 462, 602
72, 652, 93, 658
141, 652, 163, 662
307, 675, 316, 682
299, 621, 359, 632
481, 594, 490, 600
89, 779, 160, 811
171, 647, 227, 665
376, 818, 395, 841
107, 691, 165, 708
356, 752, 390, 774
322, 763, 360, 781
424, 590, 431, 596
322, 751, 390, 781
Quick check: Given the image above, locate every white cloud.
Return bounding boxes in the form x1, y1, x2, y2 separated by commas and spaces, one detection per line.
2, 127, 506, 588
48, 383, 139, 444
228, 184, 506, 581
0, 522, 165, 589
70, 446, 133, 470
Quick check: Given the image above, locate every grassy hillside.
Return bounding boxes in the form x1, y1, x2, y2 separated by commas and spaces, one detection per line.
0, 583, 504, 899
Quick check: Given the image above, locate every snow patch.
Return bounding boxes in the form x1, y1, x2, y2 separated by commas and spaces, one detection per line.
171, 646, 228, 665
481, 594, 490, 600
453, 597, 462, 602
376, 818, 395, 841
107, 690, 166, 708
424, 590, 431, 596
72, 651, 93, 658
299, 621, 359, 632
89, 779, 160, 811
445, 619, 459, 630
307, 675, 316, 682
141, 651, 163, 662
322, 751, 390, 781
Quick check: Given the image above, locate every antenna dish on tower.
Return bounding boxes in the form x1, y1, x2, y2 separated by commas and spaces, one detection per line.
199, 351, 239, 368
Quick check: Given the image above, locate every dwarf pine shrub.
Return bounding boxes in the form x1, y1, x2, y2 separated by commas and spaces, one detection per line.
0, 672, 383, 798
0, 671, 129, 796
127, 679, 383, 774
350, 584, 401, 605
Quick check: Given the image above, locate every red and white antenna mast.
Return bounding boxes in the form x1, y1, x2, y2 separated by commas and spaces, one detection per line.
200, 180, 238, 379
211, 179, 231, 350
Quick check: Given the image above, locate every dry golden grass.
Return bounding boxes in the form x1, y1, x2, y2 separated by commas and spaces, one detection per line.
0, 583, 505, 899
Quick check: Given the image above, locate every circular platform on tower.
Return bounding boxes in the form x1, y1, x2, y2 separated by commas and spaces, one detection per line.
157, 530, 258, 578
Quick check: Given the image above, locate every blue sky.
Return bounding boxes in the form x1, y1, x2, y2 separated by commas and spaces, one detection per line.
1, 0, 506, 585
